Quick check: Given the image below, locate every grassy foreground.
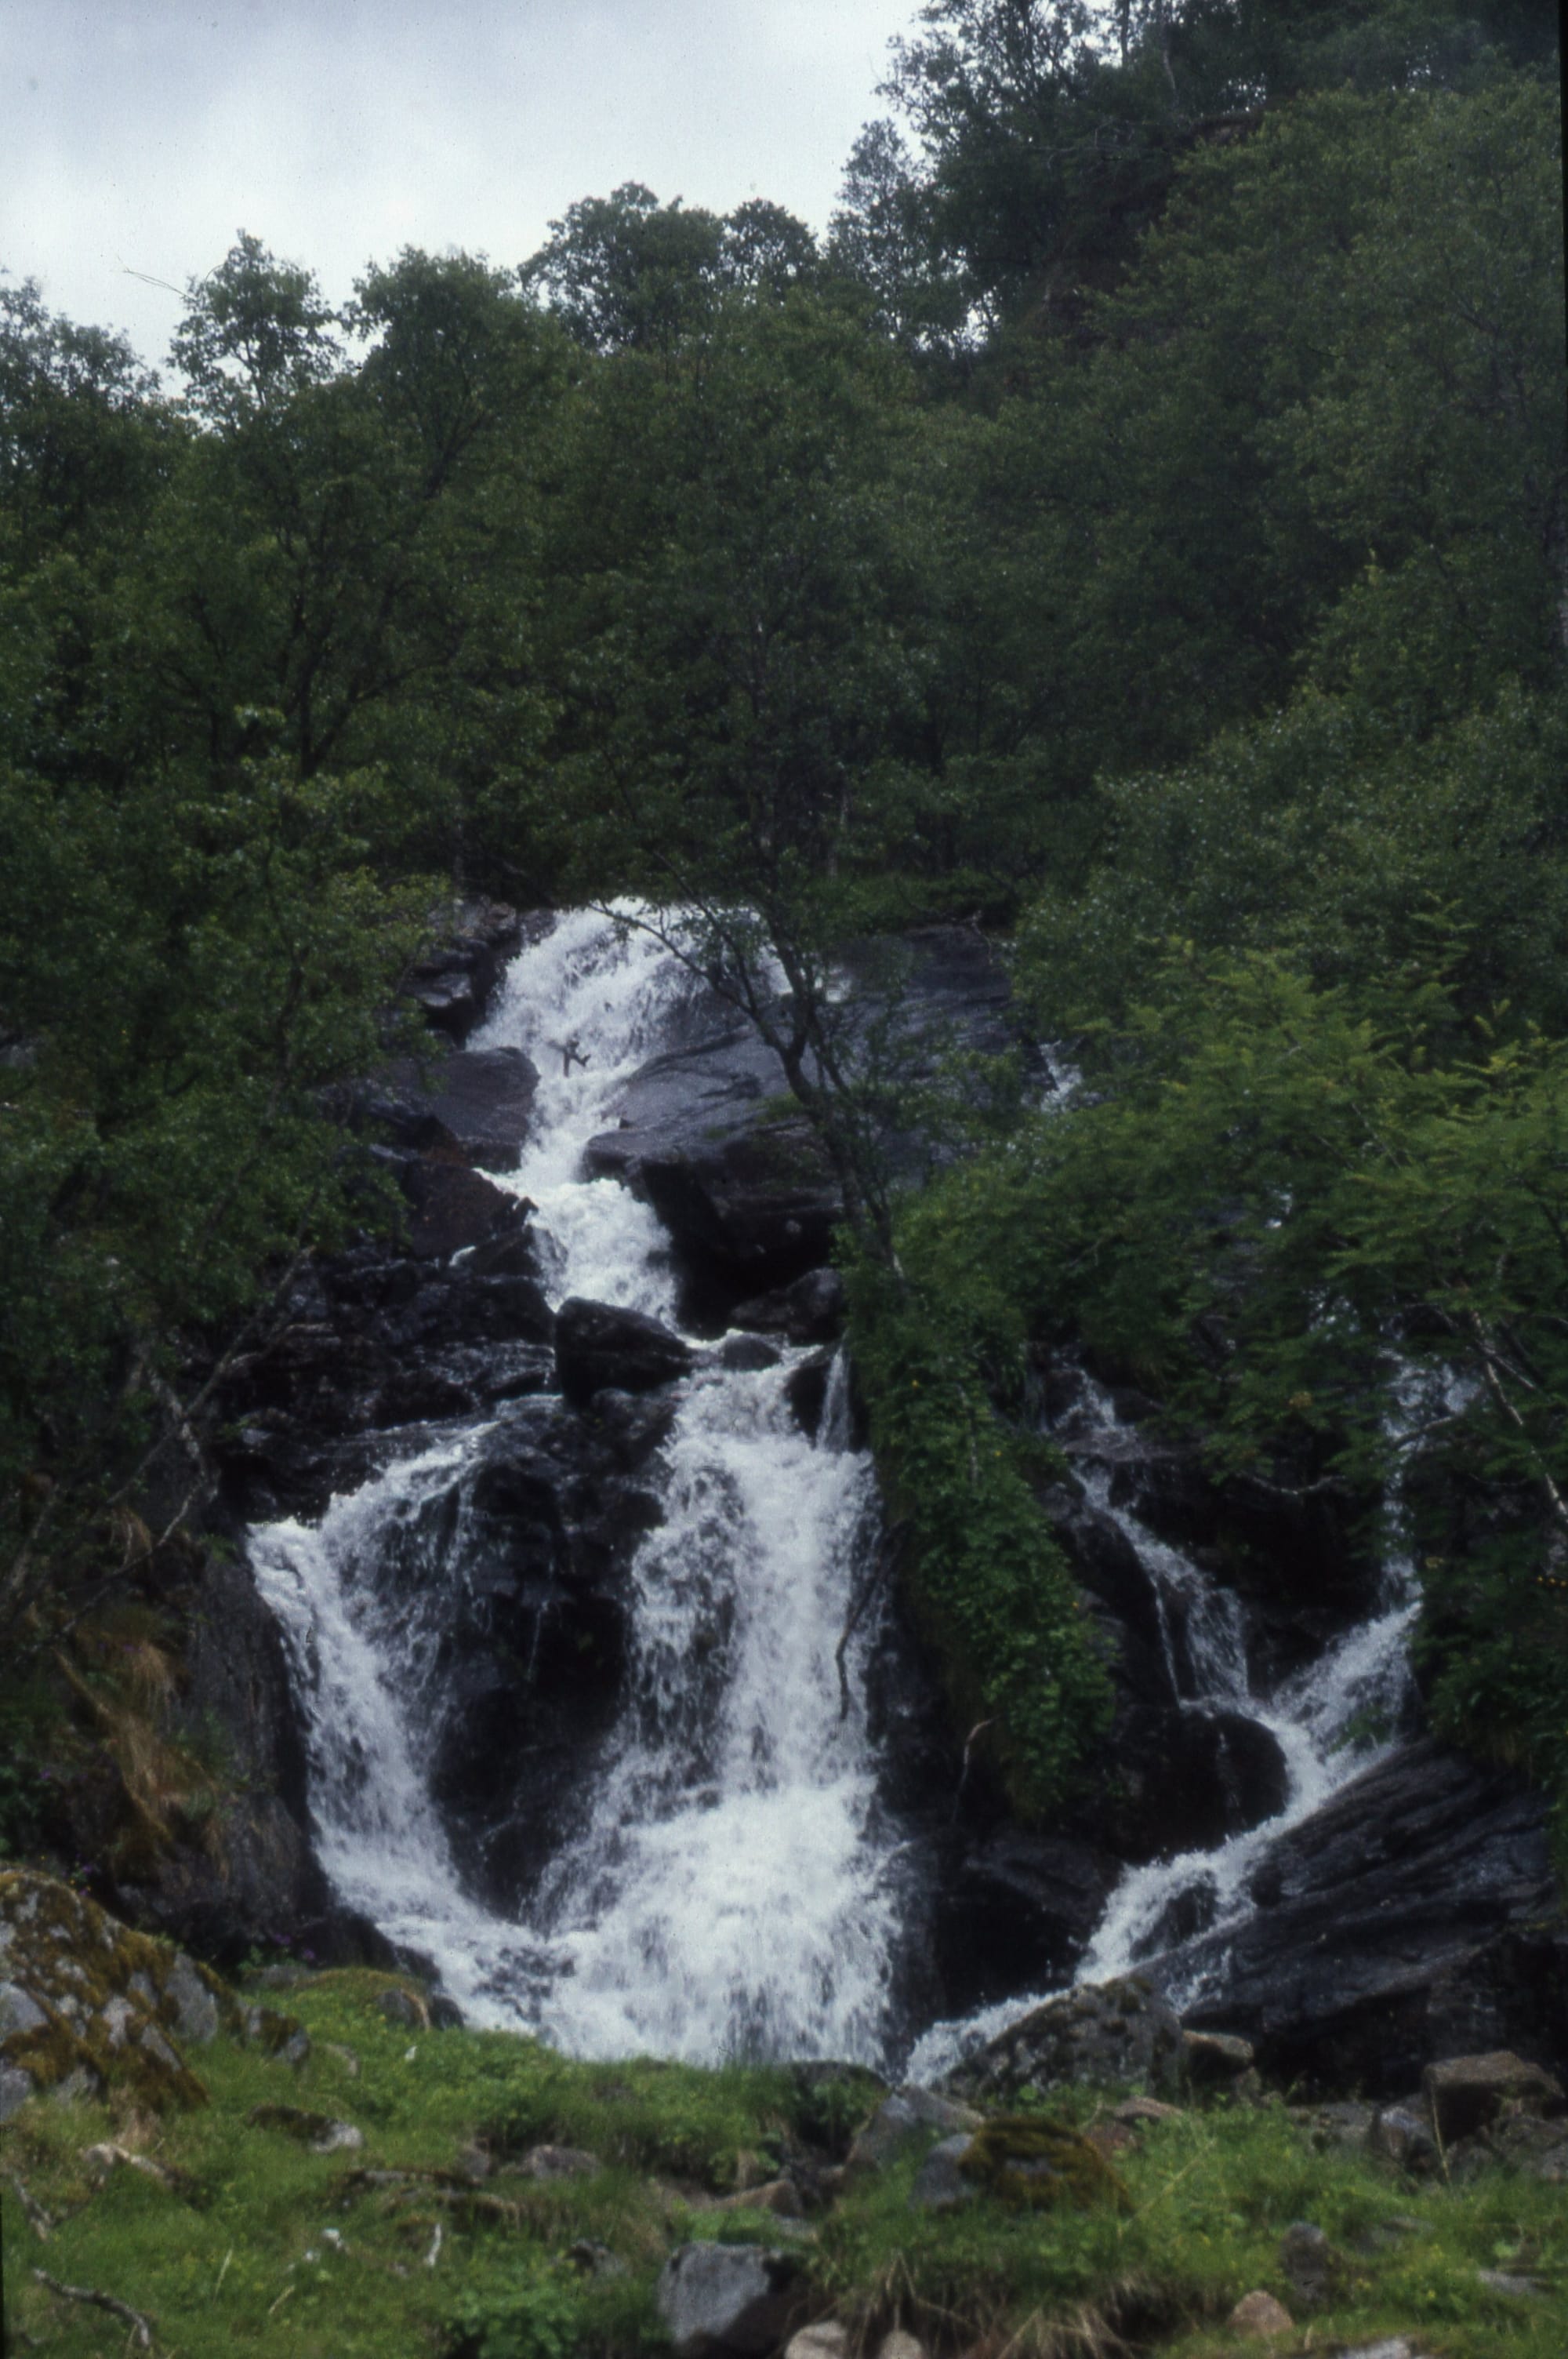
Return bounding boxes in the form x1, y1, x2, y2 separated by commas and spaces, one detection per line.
3, 1968, 1565, 2358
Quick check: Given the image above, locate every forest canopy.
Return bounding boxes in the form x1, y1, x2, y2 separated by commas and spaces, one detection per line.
1, 0, 1563, 1843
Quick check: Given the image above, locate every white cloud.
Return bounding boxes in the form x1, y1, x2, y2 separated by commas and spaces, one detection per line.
0, 0, 913, 371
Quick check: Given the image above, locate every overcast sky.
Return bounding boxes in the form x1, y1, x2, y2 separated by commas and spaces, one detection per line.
1, 1, 917, 375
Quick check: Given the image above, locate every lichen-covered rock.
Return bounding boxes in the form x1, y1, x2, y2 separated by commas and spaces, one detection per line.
656, 2242, 806, 2357
940, 1976, 1184, 2103
1229, 2288, 1294, 2337
0, 1870, 303, 2122
0, 1870, 230, 2117
845, 2085, 981, 2175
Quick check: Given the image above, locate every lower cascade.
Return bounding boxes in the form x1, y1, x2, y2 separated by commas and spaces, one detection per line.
249, 909, 906, 2063
249, 907, 1422, 2073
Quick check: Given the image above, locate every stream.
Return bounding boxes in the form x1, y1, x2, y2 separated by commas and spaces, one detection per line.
249, 907, 1421, 2075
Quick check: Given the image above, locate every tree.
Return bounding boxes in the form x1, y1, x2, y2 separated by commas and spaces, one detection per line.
169, 230, 343, 425
521, 184, 821, 354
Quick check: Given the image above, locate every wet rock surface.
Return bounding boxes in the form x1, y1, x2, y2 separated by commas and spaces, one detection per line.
403, 898, 528, 1041
584, 1020, 840, 1312
375, 1395, 676, 1912
585, 925, 1029, 1318
213, 1231, 556, 1524
360, 1042, 540, 1172
554, 1296, 695, 1405
931, 1830, 1123, 2016
1154, 1739, 1563, 2093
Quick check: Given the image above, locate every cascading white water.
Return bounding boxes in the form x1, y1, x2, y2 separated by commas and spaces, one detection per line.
249, 907, 904, 2064
250, 905, 1438, 2080
906, 1377, 1421, 2079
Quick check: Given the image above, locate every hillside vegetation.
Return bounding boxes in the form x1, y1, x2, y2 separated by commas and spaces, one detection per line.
0, 0, 1563, 1894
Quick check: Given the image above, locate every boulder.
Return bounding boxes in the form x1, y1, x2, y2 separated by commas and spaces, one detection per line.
555, 1297, 695, 1406
364, 1045, 539, 1172
908, 2132, 977, 2212
783, 1349, 835, 1441
1422, 2049, 1564, 2143
402, 1158, 534, 1261
586, 927, 1027, 1314
1278, 2220, 1340, 2310
940, 1976, 1185, 2104
1228, 2290, 1294, 2338
783, 2329, 850, 2359
0, 1871, 233, 2118
585, 1023, 841, 1311
845, 2085, 982, 2174
877, 2336, 928, 2359
405, 897, 527, 1042
1075, 1703, 1291, 1870
1148, 1739, 1563, 2095
1181, 2028, 1256, 2088
1366, 2103, 1439, 2173
382, 1398, 673, 1909
716, 1333, 783, 1373
656, 2242, 806, 2358
733, 1269, 846, 1347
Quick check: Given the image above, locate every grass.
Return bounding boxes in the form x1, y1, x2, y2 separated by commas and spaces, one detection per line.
3, 1969, 1566, 2357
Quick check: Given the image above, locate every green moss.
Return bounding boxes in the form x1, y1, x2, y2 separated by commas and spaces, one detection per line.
959, 2116, 1130, 2212
4, 1972, 1567, 2359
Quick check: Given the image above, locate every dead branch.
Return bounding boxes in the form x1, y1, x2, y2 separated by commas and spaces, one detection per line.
8, 2172, 55, 2238
32, 2270, 155, 2349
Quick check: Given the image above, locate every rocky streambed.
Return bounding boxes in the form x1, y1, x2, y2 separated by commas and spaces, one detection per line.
103, 903, 1565, 2101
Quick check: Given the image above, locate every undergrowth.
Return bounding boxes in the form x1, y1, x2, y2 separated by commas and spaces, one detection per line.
4, 1970, 1566, 2357
844, 1256, 1112, 1819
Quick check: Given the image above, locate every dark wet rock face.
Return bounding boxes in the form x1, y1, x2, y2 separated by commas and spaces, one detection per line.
1156, 1738, 1564, 2094
214, 1238, 555, 1524
392, 1396, 676, 1910
404, 899, 528, 1041
400, 1158, 534, 1261
554, 1297, 695, 1406
584, 1023, 840, 1314
362, 1044, 539, 1172
585, 926, 1029, 1320
1062, 1405, 1384, 1685
734, 1267, 846, 1347
931, 1832, 1124, 2016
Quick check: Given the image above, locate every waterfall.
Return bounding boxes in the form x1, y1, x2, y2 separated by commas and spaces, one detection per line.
251, 903, 1427, 2080
249, 907, 905, 2065
905, 1376, 1421, 2080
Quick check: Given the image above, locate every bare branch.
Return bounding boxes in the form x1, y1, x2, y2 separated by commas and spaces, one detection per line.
33, 2270, 156, 2350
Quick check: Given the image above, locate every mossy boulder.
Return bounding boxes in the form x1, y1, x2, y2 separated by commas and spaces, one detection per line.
938, 1976, 1184, 2105
959, 2114, 1131, 2210
0, 1867, 270, 2118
